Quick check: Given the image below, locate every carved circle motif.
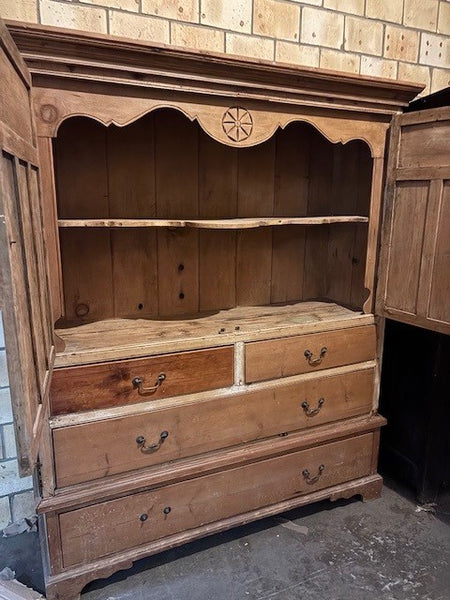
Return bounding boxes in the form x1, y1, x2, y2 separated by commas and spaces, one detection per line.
222, 106, 253, 142
40, 104, 58, 124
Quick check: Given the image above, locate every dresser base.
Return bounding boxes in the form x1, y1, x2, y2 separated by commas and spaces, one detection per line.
43, 474, 382, 600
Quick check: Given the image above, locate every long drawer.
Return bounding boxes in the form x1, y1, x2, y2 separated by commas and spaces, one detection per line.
59, 432, 375, 567
245, 325, 376, 383
53, 368, 374, 487
50, 346, 234, 415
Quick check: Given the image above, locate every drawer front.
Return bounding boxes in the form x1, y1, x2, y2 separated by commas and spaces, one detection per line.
59, 432, 375, 567
50, 346, 234, 415
245, 325, 376, 383
54, 368, 374, 487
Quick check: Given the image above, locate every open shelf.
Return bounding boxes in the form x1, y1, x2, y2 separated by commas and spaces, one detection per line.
53, 113, 373, 326
54, 300, 373, 367
57, 216, 369, 229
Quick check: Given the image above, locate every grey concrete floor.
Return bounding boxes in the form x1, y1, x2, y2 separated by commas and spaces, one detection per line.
1, 477, 449, 600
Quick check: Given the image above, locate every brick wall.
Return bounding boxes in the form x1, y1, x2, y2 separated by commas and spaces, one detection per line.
0, 0, 448, 529
0, 0, 449, 94
0, 316, 34, 530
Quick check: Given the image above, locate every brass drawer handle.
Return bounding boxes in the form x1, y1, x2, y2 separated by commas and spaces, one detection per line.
302, 464, 325, 484
132, 373, 166, 395
304, 347, 327, 366
136, 431, 169, 453
301, 397, 325, 417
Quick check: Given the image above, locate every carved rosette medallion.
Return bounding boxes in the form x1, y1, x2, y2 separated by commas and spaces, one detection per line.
222, 106, 253, 142
40, 103, 58, 124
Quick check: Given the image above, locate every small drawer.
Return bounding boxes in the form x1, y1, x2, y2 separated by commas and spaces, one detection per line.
245, 325, 376, 383
50, 346, 234, 415
53, 368, 373, 487
59, 432, 375, 567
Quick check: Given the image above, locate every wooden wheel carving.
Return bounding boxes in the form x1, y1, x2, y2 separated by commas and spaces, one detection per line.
222, 106, 253, 142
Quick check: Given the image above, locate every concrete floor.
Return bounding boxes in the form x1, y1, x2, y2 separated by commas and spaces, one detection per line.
1, 477, 449, 600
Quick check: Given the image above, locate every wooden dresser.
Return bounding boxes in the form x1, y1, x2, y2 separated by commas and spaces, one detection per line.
2, 20, 446, 600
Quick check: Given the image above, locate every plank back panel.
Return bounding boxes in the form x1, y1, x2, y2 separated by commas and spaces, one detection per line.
53, 111, 373, 322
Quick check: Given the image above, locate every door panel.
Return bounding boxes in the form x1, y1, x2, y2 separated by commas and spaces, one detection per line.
384, 182, 429, 314
0, 21, 54, 475
377, 109, 450, 335
429, 182, 450, 323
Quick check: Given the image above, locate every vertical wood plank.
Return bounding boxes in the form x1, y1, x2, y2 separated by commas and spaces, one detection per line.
157, 228, 199, 315
199, 131, 237, 218
154, 110, 198, 219
271, 226, 305, 303
363, 157, 384, 314
0, 153, 40, 471
428, 181, 450, 323
59, 229, 114, 321
54, 118, 113, 320
54, 118, 109, 218
107, 115, 158, 317
28, 165, 53, 368
375, 115, 401, 316
237, 138, 275, 216
416, 179, 443, 318
274, 122, 310, 216
155, 110, 199, 315
236, 229, 272, 306
37, 137, 63, 322
271, 123, 309, 304
199, 230, 236, 311
15, 159, 47, 393
198, 131, 237, 310
384, 181, 429, 314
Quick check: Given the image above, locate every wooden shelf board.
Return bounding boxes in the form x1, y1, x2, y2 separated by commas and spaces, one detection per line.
54, 300, 374, 367
57, 216, 369, 229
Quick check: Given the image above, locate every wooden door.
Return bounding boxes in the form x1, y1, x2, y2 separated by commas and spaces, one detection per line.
0, 21, 54, 475
377, 107, 450, 335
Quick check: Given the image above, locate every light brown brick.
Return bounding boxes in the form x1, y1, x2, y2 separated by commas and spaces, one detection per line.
109, 10, 169, 43
253, 0, 300, 42
226, 32, 274, 61
81, 0, 139, 12
404, 0, 439, 32
275, 41, 319, 67
320, 48, 360, 73
384, 25, 419, 63
0, 0, 38, 21
301, 7, 344, 49
289, 0, 321, 5
438, 1, 450, 35
201, 0, 252, 34
324, 0, 364, 15
172, 23, 225, 52
398, 62, 431, 95
431, 67, 450, 92
360, 55, 398, 79
420, 32, 449, 67
345, 15, 383, 55
366, 0, 402, 24
142, 0, 198, 23
40, 0, 107, 33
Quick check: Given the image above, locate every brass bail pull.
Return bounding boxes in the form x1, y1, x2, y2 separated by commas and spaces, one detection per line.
132, 373, 166, 395
136, 431, 169, 453
304, 347, 327, 366
301, 397, 325, 417
302, 464, 325, 485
